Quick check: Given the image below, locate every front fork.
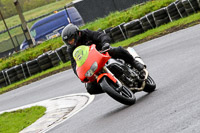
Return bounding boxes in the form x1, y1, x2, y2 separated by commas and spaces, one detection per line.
96, 66, 123, 91
95, 67, 149, 92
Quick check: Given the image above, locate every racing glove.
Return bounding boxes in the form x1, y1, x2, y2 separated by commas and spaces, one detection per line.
102, 43, 110, 51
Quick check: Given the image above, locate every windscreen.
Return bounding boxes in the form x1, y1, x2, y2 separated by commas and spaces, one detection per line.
73, 45, 89, 67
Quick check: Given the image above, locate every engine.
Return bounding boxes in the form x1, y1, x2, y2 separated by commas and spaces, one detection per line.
106, 59, 140, 88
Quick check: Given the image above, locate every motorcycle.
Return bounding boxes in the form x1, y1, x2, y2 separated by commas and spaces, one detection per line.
73, 44, 156, 105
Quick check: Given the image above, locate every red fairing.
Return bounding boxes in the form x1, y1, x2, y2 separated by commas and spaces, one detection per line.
76, 44, 111, 82
97, 73, 117, 83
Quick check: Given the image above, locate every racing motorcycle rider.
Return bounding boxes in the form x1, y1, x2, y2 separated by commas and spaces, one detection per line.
61, 24, 146, 94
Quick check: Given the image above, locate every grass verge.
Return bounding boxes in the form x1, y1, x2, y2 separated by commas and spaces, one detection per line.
113, 12, 200, 48
0, 106, 46, 133
0, 37, 63, 71
81, 0, 175, 30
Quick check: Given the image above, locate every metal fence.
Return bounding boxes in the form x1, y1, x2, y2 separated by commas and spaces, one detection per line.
0, 7, 65, 58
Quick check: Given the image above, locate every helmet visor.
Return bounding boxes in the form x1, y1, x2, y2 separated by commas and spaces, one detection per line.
64, 30, 79, 46
67, 37, 75, 45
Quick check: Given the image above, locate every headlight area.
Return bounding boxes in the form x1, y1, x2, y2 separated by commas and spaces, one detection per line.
85, 62, 98, 77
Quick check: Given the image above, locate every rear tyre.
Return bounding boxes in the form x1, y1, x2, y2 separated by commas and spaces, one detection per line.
143, 75, 156, 93
100, 77, 136, 105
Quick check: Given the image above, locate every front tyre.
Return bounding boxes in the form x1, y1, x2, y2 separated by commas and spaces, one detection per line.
143, 75, 156, 93
100, 77, 136, 105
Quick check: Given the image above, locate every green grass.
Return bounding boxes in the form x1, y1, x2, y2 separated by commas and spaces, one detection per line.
81, 0, 175, 31
0, 37, 63, 71
0, 106, 46, 133
112, 12, 200, 47
0, 0, 72, 48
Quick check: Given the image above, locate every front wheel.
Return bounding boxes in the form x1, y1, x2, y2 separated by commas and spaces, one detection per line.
100, 77, 136, 105
143, 75, 156, 93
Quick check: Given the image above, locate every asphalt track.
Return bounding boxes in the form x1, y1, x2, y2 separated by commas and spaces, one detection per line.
0, 24, 200, 133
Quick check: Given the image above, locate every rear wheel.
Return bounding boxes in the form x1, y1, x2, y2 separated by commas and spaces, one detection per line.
143, 75, 156, 93
100, 77, 136, 105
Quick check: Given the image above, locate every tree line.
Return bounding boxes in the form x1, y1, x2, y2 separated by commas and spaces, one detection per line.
0, 0, 58, 19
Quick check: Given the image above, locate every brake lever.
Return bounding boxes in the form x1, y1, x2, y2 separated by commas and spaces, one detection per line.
100, 48, 111, 54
